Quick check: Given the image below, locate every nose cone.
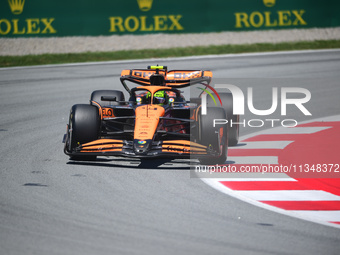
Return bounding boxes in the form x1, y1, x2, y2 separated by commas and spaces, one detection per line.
133, 105, 165, 155
133, 139, 151, 155
134, 105, 165, 140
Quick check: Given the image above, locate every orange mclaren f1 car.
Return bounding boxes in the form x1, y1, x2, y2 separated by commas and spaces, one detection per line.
63, 66, 239, 164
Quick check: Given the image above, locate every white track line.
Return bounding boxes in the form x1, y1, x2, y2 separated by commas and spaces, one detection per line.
228, 156, 278, 164
209, 177, 296, 182
235, 141, 293, 149
239, 115, 340, 142
236, 190, 340, 201
263, 127, 330, 135
200, 114, 340, 229
202, 178, 340, 229
290, 211, 340, 222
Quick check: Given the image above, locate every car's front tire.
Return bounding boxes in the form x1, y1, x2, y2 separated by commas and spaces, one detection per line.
68, 104, 100, 160
199, 107, 228, 165
207, 92, 239, 146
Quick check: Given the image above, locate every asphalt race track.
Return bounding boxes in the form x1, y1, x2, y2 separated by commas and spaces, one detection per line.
1, 50, 340, 255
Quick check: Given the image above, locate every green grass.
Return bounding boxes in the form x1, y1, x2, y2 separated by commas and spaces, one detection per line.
1, 40, 339, 68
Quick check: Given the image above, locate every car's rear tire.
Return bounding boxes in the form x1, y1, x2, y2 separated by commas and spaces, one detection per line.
207, 92, 239, 146
68, 104, 100, 160
199, 107, 228, 165
90, 90, 125, 107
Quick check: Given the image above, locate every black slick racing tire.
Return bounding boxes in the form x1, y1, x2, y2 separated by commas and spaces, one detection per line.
68, 104, 100, 161
207, 92, 239, 146
199, 107, 228, 165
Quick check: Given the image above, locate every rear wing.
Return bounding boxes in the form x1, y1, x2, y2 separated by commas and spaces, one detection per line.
120, 66, 212, 93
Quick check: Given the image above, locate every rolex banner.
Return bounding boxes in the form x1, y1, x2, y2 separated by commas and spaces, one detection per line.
1, 0, 339, 37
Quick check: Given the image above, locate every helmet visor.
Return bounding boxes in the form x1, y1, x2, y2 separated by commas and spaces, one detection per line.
153, 97, 166, 104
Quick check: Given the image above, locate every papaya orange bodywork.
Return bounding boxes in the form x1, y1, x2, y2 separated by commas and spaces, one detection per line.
80, 139, 124, 152
65, 67, 219, 159
120, 69, 130, 76
120, 69, 212, 87
134, 105, 165, 140
162, 140, 207, 154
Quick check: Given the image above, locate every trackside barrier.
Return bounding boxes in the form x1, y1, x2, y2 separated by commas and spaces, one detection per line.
1, 0, 339, 37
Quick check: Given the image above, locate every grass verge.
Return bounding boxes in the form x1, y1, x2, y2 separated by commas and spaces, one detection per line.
1, 40, 339, 68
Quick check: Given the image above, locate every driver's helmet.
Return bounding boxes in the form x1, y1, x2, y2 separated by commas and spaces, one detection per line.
153, 90, 169, 105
